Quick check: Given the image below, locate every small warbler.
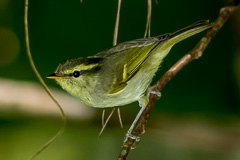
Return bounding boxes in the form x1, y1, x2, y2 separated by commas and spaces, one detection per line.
47, 20, 213, 140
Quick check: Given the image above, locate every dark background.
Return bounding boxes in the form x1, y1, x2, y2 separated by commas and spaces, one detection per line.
0, 0, 240, 160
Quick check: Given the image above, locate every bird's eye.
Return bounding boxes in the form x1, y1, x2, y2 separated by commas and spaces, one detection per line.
73, 71, 81, 78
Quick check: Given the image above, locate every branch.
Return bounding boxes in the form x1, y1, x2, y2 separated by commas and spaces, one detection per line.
118, 2, 240, 159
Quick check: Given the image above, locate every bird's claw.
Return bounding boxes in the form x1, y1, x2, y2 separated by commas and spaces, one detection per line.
124, 131, 140, 149
148, 88, 161, 98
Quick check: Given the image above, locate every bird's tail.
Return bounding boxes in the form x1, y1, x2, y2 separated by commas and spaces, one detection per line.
166, 20, 213, 46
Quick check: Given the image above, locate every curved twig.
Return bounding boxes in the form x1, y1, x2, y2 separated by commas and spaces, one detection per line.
24, 0, 66, 159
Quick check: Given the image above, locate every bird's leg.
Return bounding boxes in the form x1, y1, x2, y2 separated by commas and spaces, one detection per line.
124, 88, 161, 144
124, 104, 145, 144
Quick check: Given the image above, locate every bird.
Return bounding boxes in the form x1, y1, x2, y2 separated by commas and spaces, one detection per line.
47, 20, 213, 141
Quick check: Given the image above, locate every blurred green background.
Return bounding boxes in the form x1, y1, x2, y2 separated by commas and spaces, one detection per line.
0, 0, 240, 160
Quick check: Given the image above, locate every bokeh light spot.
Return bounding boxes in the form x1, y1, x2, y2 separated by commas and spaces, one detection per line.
0, 28, 20, 66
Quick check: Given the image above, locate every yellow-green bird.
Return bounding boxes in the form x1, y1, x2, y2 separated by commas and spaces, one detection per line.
47, 20, 213, 140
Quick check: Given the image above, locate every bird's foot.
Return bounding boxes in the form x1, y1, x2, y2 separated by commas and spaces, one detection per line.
123, 131, 140, 149
147, 87, 161, 98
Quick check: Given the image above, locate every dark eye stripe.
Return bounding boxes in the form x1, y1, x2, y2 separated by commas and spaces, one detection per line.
84, 58, 102, 65
68, 65, 101, 77
81, 66, 101, 74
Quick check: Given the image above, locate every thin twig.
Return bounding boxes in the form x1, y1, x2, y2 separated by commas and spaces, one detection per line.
118, 107, 123, 128
144, 0, 152, 38
113, 0, 122, 46
102, 109, 105, 126
100, 107, 123, 136
24, 0, 66, 159
118, 2, 240, 159
98, 108, 116, 138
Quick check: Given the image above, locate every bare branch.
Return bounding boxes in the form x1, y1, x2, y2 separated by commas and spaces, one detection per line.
118, 2, 240, 159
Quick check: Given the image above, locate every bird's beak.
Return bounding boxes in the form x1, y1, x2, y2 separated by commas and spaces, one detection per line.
46, 73, 64, 79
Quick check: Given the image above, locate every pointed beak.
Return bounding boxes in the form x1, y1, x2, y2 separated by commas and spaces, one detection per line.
46, 73, 64, 79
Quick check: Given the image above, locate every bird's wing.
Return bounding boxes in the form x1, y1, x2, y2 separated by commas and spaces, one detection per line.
104, 34, 170, 94
102, 20, 213, 94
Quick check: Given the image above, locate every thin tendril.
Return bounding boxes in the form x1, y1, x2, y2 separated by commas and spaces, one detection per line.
102, 109, 105, 126
24, 0, 66, 159
113, 0, 122, 46
117, 107, 123, 128
144, 0, 152, 38
113, 0, 124, 130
